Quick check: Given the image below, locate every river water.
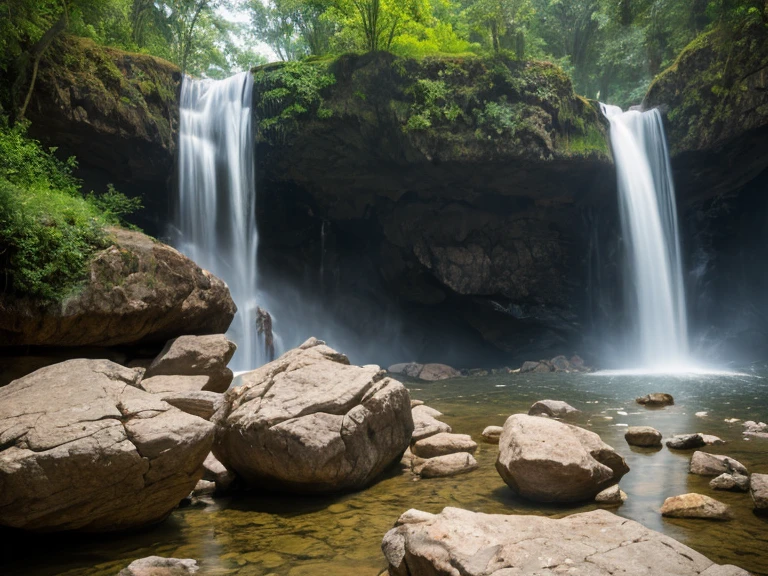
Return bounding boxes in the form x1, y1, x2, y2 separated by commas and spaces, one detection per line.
3, 369, 767, 575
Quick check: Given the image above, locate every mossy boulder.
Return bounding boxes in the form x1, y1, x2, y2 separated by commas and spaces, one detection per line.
644, 22, 768, 199
0, 228, 235, 348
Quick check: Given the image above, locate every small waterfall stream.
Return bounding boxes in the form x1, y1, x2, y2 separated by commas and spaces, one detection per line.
176, 72, 259, 371
601, 104, 689, 369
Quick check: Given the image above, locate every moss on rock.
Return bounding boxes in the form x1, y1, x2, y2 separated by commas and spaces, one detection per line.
253, 52, 609, 163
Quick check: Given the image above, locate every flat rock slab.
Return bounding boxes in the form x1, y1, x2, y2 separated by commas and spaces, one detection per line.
213, 338, 413, 493
625, 426, 662, 447
751, 473, 768, 511
382, 507, 749, 576
636, 392, 674, 407
481, 426, 502, 444
411, 433, 477, 458
496, 414, 629, 503
690, 451, 748, 476
528, 399, 580, 418
411, 406, 451, 443
0, 359, 213, 532
160, 391, 224, 420
413, 453, 478, 478
117, 556, 199, 575
661, 493, 733, 521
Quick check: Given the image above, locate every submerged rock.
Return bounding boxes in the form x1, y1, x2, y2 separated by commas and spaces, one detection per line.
495, 414, 629, 503
481, 425, 503, 444
690, 451, 748, 477
0, 229, 235, 348
710, 473, 750, 492
636, 393, 674, 407
751, 474, 768, 511
144, 335, 236, 393
0, 360, 213, 531
411, 433, 477, 459
625, 426, 663, 447
667, 433, 705, 450
661, 493, 733, 521
212, 338, 413, 493
413, 453, 478, 478
117, 557, 199, 576
382, 507, 748, 575
528, 399, 580, 418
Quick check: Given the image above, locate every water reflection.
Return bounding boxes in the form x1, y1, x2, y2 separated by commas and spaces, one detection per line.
3, 371, 767, 576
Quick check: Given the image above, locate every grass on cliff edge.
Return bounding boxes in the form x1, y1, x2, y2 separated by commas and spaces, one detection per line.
0, 118, 141, 302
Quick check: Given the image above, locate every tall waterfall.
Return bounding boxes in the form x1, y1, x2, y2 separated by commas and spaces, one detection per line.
176, 72, 259, 371
602, 104, 689, 368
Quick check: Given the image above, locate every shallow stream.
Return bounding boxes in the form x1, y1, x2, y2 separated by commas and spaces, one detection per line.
4, 369, 768, 576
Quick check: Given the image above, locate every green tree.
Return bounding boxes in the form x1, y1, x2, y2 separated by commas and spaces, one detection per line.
464, 0, 533, 56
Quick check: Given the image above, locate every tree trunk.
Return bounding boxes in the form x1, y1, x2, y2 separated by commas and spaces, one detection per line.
15, 3, 69, 121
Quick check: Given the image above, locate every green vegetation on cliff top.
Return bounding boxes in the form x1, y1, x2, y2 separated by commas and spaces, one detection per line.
0, 119, 140, 302
253, 53, 610, 160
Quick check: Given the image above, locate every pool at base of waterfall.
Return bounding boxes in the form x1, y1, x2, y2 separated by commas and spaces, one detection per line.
3, 369, 767, 576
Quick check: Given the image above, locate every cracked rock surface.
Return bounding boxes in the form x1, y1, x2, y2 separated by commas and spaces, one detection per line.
213, 338, 413, 493
495, 414, 629, 502
382, 507, 750, 576
0, 359, 214, 532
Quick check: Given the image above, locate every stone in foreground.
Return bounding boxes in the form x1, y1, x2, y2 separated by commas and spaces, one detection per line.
411, 433, 477, 458
481, 425, 502, 443
528, 399, 580, 418
212, 338, 413, 493
413, 453, 478, 478
710, 473, 750, 492
145, 334, 236, 393
0, 360, 213, 531
495, 414, 629, 502
667, 433, 706, 450
751, 473, 768, 511
690, 451, 748, 476
625, 426, 663, 447
661, 493, 733, 521
636, 392, 674, 407
382, 507, 749, 576
117, 556, 199, 576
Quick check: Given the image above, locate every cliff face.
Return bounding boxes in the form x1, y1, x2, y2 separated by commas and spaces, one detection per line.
26, 35, 181, 234
644, 21, 768, 201
254, 53, 616, 361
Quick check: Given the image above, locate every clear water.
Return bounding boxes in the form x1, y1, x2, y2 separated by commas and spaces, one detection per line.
175, 72, 259, 371
602, 104, 689, 370
4, 371, 767, 575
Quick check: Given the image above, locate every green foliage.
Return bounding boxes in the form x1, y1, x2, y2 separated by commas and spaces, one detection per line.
87, 184, 143, 228
254, 60, 336, 138
473, 98, 523, 136
0, 119, 140, 301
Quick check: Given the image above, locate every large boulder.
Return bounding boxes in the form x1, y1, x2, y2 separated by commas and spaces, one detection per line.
495, 414, 629, 503
625, 426, 663, 447
144, 335, 237, 393
0, 229, 236, 348
382, 507, 749, 576
690, 452, 748, 477
212, 338, 413, 493
0, 360, 213, 532
418, 364, 461, 381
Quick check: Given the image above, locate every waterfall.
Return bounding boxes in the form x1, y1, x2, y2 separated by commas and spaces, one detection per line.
176, 72, 260, 371
601, 104, 689, 369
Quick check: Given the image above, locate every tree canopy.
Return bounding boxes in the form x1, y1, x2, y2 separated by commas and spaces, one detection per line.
1, 0, 766, 110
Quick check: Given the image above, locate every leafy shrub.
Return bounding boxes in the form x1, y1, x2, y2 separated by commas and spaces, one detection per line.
0, 119, 140, 301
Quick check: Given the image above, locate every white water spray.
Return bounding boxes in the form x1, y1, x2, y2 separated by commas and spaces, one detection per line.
176, 72, 260, 371
601, 104, 689, 369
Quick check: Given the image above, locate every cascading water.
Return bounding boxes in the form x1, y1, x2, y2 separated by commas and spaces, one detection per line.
175, 72, 260, 371
601, 104, 689, 369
